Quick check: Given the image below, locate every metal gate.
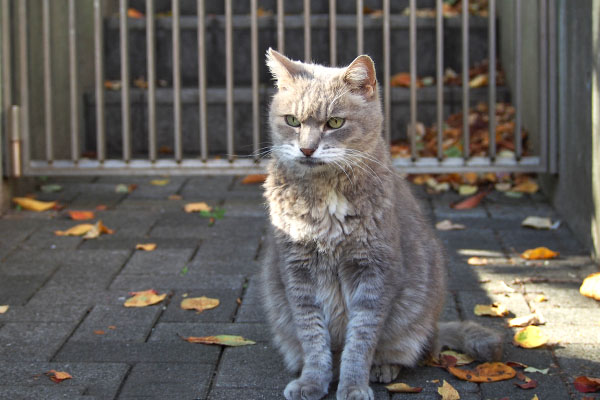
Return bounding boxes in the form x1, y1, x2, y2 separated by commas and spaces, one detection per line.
0, 0, 557, 176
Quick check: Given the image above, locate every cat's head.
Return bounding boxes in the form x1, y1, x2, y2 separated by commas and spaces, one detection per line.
266, 49, 384, 173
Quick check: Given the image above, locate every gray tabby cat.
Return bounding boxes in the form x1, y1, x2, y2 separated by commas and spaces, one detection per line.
261, 49, 503, 400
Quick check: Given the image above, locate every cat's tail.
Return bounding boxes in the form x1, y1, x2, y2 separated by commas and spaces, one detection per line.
437, 321, 504, 361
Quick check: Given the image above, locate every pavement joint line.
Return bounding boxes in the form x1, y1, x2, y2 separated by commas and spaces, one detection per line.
23, 262, 63, 305
49, 306, 93, 362
143, 292, 173, 343
550, 346, 577, 400
105, 248, 137, 289
111, 363, 134, 400
231, 277, 250, 323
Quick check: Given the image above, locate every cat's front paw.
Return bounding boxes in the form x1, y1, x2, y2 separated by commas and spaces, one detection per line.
284, 378, 328, 400
336, 385, 374, 400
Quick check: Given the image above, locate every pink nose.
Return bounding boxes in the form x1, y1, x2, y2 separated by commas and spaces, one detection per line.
300, 148, 315, 157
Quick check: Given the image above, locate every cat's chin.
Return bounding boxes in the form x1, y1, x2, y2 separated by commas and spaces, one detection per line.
297, 158, 326, 167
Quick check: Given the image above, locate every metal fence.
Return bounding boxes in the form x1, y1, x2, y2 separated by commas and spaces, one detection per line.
1, 0, 557, 176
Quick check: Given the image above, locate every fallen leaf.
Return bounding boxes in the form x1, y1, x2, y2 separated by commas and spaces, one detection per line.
150, 179, 169, 186
115, 183, 137, 193
168, 194, 183, 200
0, 305, 8, 314
236, 298, 242, 305
430, 350, 475, 367
241, 174, 268, 184
94, 330, 105, 335
458, 185, 478, 196
158, 145, 173, 154
182, 335, 256, 346
448, 362, 516, 383
469, 73, 488, 88
508, 312, 546, 328
133, 77, 148, 89
55, 223, 95, 236
521, 247, 559, 260
574, 376, 600, 393
515, 372, 538, 389
436, 220, 466, 231
124, 289, 167, 307
513, 326, 549, 348
437, 380, 460, 400
495, 182, 512, 192
580, 272, 600, 301
506, 361, 529, 369
256, 7, 273, 17
531, 395, 539, 400
95, 205, 108, 211
68, 210, 95, 221
12, 197, 56, 211
83, 220, 115, 239
385, 382, 422, 393
534, 295, 548, 302
108, 325, 117, 330
184, 202, 212, 213
127, 8, 144, 18
46, 370, 72, 383
474, 302, 509, 317
136, 243, 157, 251
505, 191, 524, 198
451, 191, 489, 209
521, 216, 554, 230
426, 177, 450, 193
104, 80, 121, 90
441, 350, 475, 366
40, 184, 62, 193
180, 296, 220, 313
513, 179, 539, 194
468, 257, 489, 266
524, 366, 549, 374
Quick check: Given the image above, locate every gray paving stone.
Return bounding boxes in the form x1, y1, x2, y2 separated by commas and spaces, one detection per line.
242, 276, 263, 305
387, 365, 479, 398
116, 198, 189, 212
180, 176, 234, 199
87, 210, 159, 238
67, 192, 127, 209
0, 304, 89, 323
0, 386, 87, 399
119, 362, 212, 398
0, 274, 48, 305
438, 228, 503, 254
121, 248, 195, 275
0, 250, 63, 276
554, 343, 600, 379
148, 322, 271, 343
0, 322, 78, 361
498, 229, 588, 256
54, 341, 220, 364
159, 289, 242, 323
110, 272, 245, 291
221, 196, 268, 218
27, 287, 132, 307
207, 388, 286, 400
523, 282, 600, 309
235, 301, 267, 323
79, 236, 199, 250
189, 238, 261, 275
0, 361, 129, 399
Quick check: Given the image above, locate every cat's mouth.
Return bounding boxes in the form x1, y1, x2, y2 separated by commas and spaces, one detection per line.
297, 158, 326, 167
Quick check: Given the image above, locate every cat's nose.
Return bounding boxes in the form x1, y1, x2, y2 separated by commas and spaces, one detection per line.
300, 148, 316, 157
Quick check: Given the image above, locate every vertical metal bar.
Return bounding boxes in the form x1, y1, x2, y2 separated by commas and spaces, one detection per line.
329, 0, 336, 66
119, 0, 131, 161
383, 0, 390, 145
225, 0, 234, 161
68, 0, 79, 162
94, 0, 105, 162
277, 0, 284, 52
548, 0, 557, 173
1, 0, 12, 173
304, 0, 311, 61
173, 0, 182, 162
538, 0, 548, 170
409, 0, 417, 160
514, 0, 522, 160
198, 0, 208, 161
18, 0, 29, 168
251, 0, 260, 161
488, 0, 496, 160
436, 0, 443, 160
462, 0, 470, 160
11, 106, 21, 177
356, 0, 363, 55
146, 0, 157, 162
42, 0, 53, 162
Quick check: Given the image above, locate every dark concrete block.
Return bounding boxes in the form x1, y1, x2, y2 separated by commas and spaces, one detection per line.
110, 272, 245, 291
87, 210, 159, 238
0, 304, 89, 323
27, 287, 132, 307
78, 236, 199, 250
180, 176, 235, 199
235, 301, 267, 323
221, 197, 268, 218
189, 238, 261, 275
554, 343, 600, 379
0, 385, 87, 399
122, 248, 195, 275
0, 274, 48, 305
208, 388, 285, 400
432, 192, 488, 219
0, 322, 78, 361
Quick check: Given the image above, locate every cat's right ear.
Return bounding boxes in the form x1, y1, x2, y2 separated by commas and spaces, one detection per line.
266, 48, 305, 90
343, 55, 377, 100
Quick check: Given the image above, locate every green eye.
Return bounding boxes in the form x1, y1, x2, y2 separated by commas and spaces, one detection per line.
327, 117, 345, 129
285, 115, 300, 127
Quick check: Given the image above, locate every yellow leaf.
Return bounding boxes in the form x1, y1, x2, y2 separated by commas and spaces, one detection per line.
13, 197, 56, 211
55, 223, 95, 236
150, 179, 169, 186
136, 243, 157, 251
580, 272, 600, 301
458, 185, 478, 196
468, 257, 489, 266
168, 194, 182, 200
241, 174, 268, 184
385, 382, 422, 393
438, 380, 460, 400
0, 305, 8, 314
521, 247, 559, 260
474, 302, 509, 317
534, 295, 548, 303
531, 395, 539, 400
82, 220, 115, 239
46, 370, 72, 383
180, 296, 220, 313
184, 202, 212, 213
124, 289, 167, 307
513, 326, 549, 348
182, 335, 256, 346
448, 362, 516, 383
508, 312, 546, 328
512, 179, 539, 194
469, 73, 488, 88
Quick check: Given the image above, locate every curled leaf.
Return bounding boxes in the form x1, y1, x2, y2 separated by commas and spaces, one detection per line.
513, 326, 548, 348
474, 302, 509, 317
521, 216, 554, 230
0, 305, 8, 314
448, 362, 516, 383
468, 257, 489, 266
521, 247, 559, 260
437, 380, 460, 400
136, 243, 157, 251
574, 376, 600, 393
184, 202, 212, 213
55, 223, 95, 237
46, 370, 72, 383
451, 191, 489, 209
182, 335, 255, 346
12, 197, 56, 212
124, 289, 167, 307
514, 372, 538, 389
385, 382, 422, 393
82, 220, 114, 239
180, 296, 220, 313
508, 312, 546, 328
512, 179, 539, 194
580, 272, 600, 301
241, 174, 268, 184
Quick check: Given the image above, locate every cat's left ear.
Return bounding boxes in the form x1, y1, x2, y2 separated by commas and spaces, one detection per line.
343, 55, 377, 100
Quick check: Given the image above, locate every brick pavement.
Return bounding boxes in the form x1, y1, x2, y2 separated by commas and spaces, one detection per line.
0, 176, 598, 399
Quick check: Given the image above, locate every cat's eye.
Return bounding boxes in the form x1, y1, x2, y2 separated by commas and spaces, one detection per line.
326, 117, 345, 129
285, 115, 301, 127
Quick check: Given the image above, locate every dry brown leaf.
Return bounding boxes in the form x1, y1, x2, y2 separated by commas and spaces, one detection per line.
13, 197, 56, 212
241, 174, 268, 184
104, 80, 121, 90
385, 382, 422, 393
474, 302, 509, 317
95, 204, 108, 211
94, 330, 105, 335
508, 312, 546, 328
0, 305, 8, 314
168, 194, 183, 200
580, 272, 600, 301
124, 289, 166, 307
438, 380, 460, 399
180, 296, 220, 313
512, 179, 539, 194
108, 325, 117, 330
68, 210, 95, 221
182, 335, 256, 346
136, 243, 157, 251
451, 191, 489, 209
184, 202, 212, 213
521, 247, 559, 260
55, 223, 95, 237
83, 220, 114, 239
513, 326, 549, 348
574, 376, 600, 393
515, 372, 539, 389
469, 73, 488, 88
448, 362, 516, 383
46, 370, 72, 383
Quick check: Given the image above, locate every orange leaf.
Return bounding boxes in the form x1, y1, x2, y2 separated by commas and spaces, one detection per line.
55, 223, 95, 236
68, 210, 95, 221
46, 370, 72, 383
580, 272, 600, 301
521, 247, 559, 260
385, 383, 422, 393
448, 362, 516, 383
241, 174, 268, 184
13, 197, 56, 211
180, 296, 220, 313
574, 376, 600, 393
94, 330, 105, 335
124, 289, 167, 307
513, 326, 549, 348
451, 191, 489, 209
181, 335, 255, 346
95, 205, 108, 211
184, 202, 212, 213
136, 243, 157, 251
127, 8, 144, 18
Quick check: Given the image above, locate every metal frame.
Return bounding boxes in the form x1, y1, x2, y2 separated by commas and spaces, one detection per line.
2, 0, 557, 176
